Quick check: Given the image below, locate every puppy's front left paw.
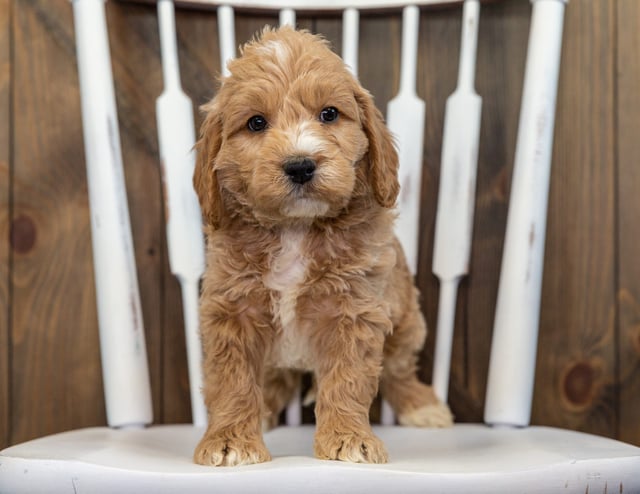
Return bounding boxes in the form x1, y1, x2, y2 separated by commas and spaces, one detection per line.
314, 429, 389, 463
194, 433, 271, 467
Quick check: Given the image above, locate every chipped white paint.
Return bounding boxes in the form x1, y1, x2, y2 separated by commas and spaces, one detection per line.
432, 0, 482, 404
72, 0, 153, 429
484, 0, 567, 428
387, 6, 424, 276
173, 0, 477, 10
265, 229, 313, 371
156, 0, 207, 427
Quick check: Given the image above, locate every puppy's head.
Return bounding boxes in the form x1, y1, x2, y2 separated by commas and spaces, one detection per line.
194, 27, 399, 228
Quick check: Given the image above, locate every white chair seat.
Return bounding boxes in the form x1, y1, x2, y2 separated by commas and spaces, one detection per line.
2, 424, 639, 493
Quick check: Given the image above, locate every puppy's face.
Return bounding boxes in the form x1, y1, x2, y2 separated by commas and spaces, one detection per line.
195, 27, 399, 228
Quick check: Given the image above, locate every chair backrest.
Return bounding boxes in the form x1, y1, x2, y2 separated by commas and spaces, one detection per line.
70, 0, 566, 430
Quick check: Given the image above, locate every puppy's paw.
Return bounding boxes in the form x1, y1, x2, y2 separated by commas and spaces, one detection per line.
398, 401, 454, 428
194, 433, 271, 467
315, 429, 388, 464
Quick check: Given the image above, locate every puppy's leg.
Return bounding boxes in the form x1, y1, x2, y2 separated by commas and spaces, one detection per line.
312, 309, 389, 464
262, 367, 302, 431
194, 309, 273, 467
381, 294, 453, 427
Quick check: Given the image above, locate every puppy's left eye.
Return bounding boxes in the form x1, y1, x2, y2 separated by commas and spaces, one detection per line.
319, 107, 339, 123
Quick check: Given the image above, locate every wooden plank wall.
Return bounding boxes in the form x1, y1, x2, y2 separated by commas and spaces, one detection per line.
10, 0, 105, 441
535, 0, 617, 439
616, 0, 640, 447
0, 0, 11, 450
1, 0, 639, 448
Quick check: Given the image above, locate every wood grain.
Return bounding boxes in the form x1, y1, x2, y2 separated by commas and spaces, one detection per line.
533, 0, 617, 438
616, 0, 640, 446
10, 0, 106, 443
0, 0, 11, 449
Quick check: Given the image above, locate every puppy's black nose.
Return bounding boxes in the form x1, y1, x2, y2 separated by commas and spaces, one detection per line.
284, 158, 316, 185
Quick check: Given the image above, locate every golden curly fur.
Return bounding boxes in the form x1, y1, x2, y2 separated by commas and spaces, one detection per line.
193, 27, 452, 467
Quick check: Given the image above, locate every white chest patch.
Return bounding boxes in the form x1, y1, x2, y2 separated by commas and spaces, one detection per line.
264, 230, 312, 370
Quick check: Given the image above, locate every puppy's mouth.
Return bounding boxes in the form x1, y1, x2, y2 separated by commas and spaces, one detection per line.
279, 157, 330, 218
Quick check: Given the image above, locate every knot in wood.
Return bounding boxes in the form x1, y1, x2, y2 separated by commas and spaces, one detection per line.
562, 360, 595, 408
10, 214, 37, 254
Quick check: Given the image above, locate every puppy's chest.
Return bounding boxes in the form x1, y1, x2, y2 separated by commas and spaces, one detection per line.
263, 230, 312, 370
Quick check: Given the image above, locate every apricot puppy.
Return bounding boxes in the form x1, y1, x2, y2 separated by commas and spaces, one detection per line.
193, 27, 452, 467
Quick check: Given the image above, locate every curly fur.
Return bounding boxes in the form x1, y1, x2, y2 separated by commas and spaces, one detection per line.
193, 27, 452, 467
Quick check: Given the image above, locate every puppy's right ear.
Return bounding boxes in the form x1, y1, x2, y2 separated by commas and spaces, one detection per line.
194, 100, 223, 228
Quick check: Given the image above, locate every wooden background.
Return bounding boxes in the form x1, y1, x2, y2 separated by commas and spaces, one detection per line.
1, 0, 639, 449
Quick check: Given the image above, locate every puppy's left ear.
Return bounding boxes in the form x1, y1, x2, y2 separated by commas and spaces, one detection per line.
355, 87, 399, 208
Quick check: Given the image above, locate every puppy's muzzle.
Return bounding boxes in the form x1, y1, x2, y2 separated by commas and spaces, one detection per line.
284, 158, 316, 185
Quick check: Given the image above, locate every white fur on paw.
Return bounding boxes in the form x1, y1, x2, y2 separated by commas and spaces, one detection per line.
194, 435, 271, 467
315, 431, 388, 464
398, 402, 454, 428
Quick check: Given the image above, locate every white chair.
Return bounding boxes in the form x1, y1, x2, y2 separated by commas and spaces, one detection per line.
1, 1, 639, 493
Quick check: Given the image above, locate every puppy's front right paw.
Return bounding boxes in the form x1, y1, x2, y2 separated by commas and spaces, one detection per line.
194, 433, 271, 467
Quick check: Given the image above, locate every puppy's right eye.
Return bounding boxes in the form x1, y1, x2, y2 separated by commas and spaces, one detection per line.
247, 115, 268, 132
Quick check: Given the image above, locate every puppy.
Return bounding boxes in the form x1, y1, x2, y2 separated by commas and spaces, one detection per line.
193, 27, 452, 467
